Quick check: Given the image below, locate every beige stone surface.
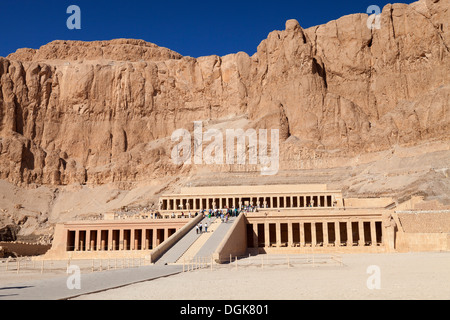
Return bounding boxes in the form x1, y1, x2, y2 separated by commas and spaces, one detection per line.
398, 212, 450, 233
6, 39, 182, 62
72, 252, 450, 300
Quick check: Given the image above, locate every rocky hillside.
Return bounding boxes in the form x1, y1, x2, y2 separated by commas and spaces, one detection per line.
0, 0, 448, 187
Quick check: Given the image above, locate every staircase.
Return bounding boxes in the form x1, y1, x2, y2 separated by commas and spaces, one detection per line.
155, 216, 237, 265
154, 217, 206, 265
177, 217, 236, 263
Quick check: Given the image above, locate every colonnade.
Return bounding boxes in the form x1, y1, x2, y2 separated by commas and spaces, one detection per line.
66, 227, 178, 252
246, 219, 384, 248
160, 194, 336, 211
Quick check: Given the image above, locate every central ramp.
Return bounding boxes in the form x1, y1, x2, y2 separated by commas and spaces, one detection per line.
192, 217, 236, 260
154, 217, 207, 265
156, 216, 237, 264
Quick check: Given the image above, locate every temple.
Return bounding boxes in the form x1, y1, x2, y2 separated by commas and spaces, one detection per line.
159, 184, 341, 211
42, 184, 450, 261
159, 184, 392, 254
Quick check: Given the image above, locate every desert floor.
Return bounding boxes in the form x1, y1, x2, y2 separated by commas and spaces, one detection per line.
71, 252, 450, 300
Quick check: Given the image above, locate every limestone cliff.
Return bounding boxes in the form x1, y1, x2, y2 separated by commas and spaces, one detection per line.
0, 0, 448, 187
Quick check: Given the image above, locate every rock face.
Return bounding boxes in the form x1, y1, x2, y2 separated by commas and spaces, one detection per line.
0, 225, 19, 241
0, 0, 449, 187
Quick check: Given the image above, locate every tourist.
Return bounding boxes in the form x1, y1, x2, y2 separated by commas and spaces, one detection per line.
204, 222, 208, 233
199, 222, 203, 233
196, 224, 199, 234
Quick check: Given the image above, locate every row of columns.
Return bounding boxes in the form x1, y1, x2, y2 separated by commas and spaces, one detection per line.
67, 227, 177, 252
161, 194, 334, 211
250, 220, 382, 248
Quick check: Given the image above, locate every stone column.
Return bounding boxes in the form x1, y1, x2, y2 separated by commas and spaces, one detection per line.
311, 222, 317, 247
90, 231, 96, 252
358, 221, 365, 246
264, 223, 270, 248
141, 229, 146, 250
108, 229, 113, 251
276, 223, 281, 247
145, 230, 150, 250
135, 232, 140, 250
97, 229, 102, 251
153, 228, 158, 248
80, 232, 85, 252
253, 224, 259, 249
119, 229, 124, 250
129, 229, 134, 250
335, 222, 341, 247
99, 231, 104, 251
288, 222, 294, 247
300, 222, 305, 247
323, 222, 329, 247
74, 230, 80, 251
347, 222, 353, 247
86, 230, 91, 251
370, 221, 377, 246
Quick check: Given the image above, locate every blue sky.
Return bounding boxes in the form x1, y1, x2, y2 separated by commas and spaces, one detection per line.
1, 0, 415, 58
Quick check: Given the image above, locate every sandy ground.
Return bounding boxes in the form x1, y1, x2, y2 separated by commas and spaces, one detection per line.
69, 252, 450, 300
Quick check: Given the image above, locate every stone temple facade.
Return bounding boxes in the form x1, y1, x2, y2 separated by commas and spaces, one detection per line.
43, 184, 450, 261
